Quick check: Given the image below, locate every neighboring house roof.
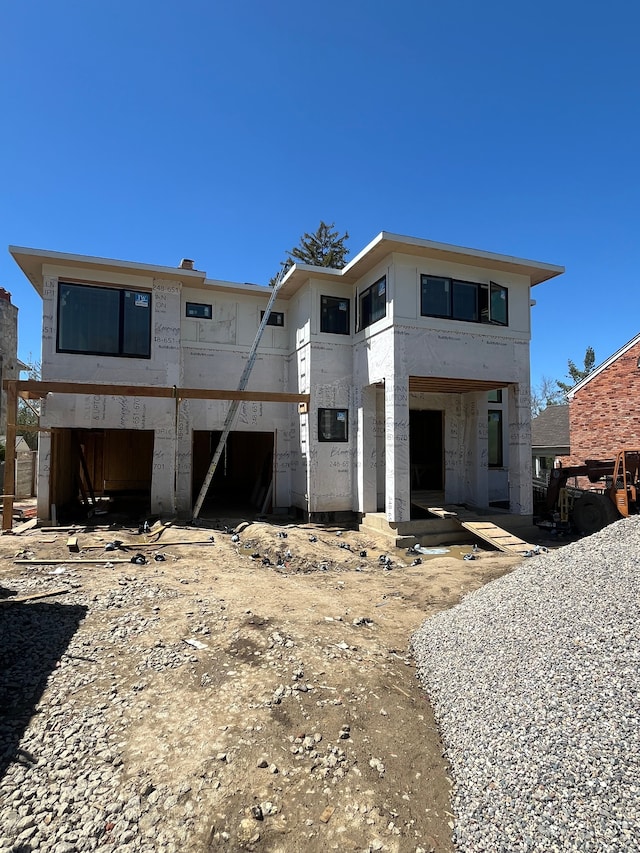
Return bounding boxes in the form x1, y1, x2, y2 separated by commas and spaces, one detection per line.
10, 233, 565, 300
568, 331, 640, 399
531, 405, 570, 451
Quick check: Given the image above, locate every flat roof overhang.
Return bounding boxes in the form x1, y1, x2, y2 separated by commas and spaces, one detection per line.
9, 246, 207, 296
277, 232, 565, 297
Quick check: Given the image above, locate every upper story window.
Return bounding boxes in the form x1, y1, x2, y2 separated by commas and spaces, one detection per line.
57, 282, 151, 358
420, 276, 508, 326
186, 302, 212, 319
358, 276, 387, 331
261, 310, 285, 327
321, 295, 350, 335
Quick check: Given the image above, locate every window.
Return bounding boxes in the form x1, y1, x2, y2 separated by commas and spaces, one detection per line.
488, 410, 503, 467
487, 389, 503, 403
261, 310, 285, 327
321, 295, 350, 335
318, 408, 349, 442
57, 282, 151, 358
358, 276, 387, 330
186, 302, 212, 319
421, 276, 508, 326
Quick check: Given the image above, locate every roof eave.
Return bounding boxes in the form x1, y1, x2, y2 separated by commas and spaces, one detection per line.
9, 246, 207, 296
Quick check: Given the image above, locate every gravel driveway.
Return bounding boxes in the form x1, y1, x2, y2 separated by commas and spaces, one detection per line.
412, 515, 640, 852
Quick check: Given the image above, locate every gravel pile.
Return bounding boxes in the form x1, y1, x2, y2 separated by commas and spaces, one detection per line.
412, 515, 640, 852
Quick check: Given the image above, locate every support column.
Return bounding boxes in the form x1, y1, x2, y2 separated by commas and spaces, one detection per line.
462, 392, 489, 507
150, 431, 177, 518
385, 376, 410, 523
508, 382, 533, 514
356, 384, 377, 514
36, 431, 51, 523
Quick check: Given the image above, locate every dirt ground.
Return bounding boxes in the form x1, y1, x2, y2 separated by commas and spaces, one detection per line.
0, 511, 549, 852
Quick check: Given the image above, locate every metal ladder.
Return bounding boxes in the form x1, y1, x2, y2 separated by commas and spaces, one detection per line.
191, 267, 287, 521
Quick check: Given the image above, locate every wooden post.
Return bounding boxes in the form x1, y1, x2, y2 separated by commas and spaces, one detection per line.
2, 380, 17, 530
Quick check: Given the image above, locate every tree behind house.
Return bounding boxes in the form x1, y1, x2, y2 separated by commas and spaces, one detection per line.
17, 359, 41, 450
269, 221, 349, 286
556, 346, 596, 395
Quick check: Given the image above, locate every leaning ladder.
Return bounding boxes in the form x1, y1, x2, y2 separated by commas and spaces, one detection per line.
191, 267, 287, 521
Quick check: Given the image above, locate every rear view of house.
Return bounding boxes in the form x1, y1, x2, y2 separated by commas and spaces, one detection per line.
7, 233, 563, 528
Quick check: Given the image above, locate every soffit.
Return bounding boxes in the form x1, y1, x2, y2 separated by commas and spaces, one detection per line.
9, 246, 206, 296
408, 376, 509, 394
277, 232, 564, 298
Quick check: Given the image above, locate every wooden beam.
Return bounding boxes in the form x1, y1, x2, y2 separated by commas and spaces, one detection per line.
4, 379, 310, 405
177, 389, 311, 403
7, 380, 176, 399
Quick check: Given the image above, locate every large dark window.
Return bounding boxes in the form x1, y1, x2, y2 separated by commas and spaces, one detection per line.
358, 276, 387, 330
320, 295, 350, 335
421, 276, 508, 326
318, 408, 348, 442
57, 282, 152, 358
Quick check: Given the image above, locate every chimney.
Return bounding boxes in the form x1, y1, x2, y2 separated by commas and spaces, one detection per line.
179, 258, 195, 270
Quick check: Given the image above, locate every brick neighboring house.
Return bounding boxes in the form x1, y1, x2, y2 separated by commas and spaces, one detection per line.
531, 405, 569, 479
566, 333, 640, 465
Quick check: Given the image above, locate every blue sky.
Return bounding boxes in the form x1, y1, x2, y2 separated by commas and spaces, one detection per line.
2, 0, 639, 393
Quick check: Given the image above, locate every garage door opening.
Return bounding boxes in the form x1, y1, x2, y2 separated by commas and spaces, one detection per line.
192, 431, 274, 516
50, 428, 154, 522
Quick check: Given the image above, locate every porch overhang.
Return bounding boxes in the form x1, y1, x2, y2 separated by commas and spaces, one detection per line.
408, 376, 512, 395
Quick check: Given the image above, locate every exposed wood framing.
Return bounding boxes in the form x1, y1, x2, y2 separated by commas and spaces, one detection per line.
2, 381, 17, 532
1, 379, 310, 531
5, 379, 310, 405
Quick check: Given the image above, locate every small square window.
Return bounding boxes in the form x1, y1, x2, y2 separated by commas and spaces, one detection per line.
318, 408, 349, 442
321, 295, 350, 335
261, 310, 285, 327
186, 302, 212, 319
487, 390, 503, 403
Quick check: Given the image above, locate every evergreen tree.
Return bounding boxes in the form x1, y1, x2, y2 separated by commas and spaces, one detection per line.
556, 346, 596, 395
17, 359, 41, 450
269, 221, 349, 286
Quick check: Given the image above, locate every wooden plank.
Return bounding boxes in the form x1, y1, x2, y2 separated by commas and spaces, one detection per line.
6, 379, 311, 405
14, 558, 134, 565
460, 521, 532, 554
426, 506, 458, 519
0, 588, 70, 604
178, 388, 310, 403
8, 518, 38, 535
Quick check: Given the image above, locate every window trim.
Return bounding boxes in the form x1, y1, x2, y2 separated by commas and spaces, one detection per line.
420, 275, 508, 326
318, 407, 349, 442
320, 295, 351, 335
186, 301, 212, 319
57, 281, 152, 359
357, 276, 387, 331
